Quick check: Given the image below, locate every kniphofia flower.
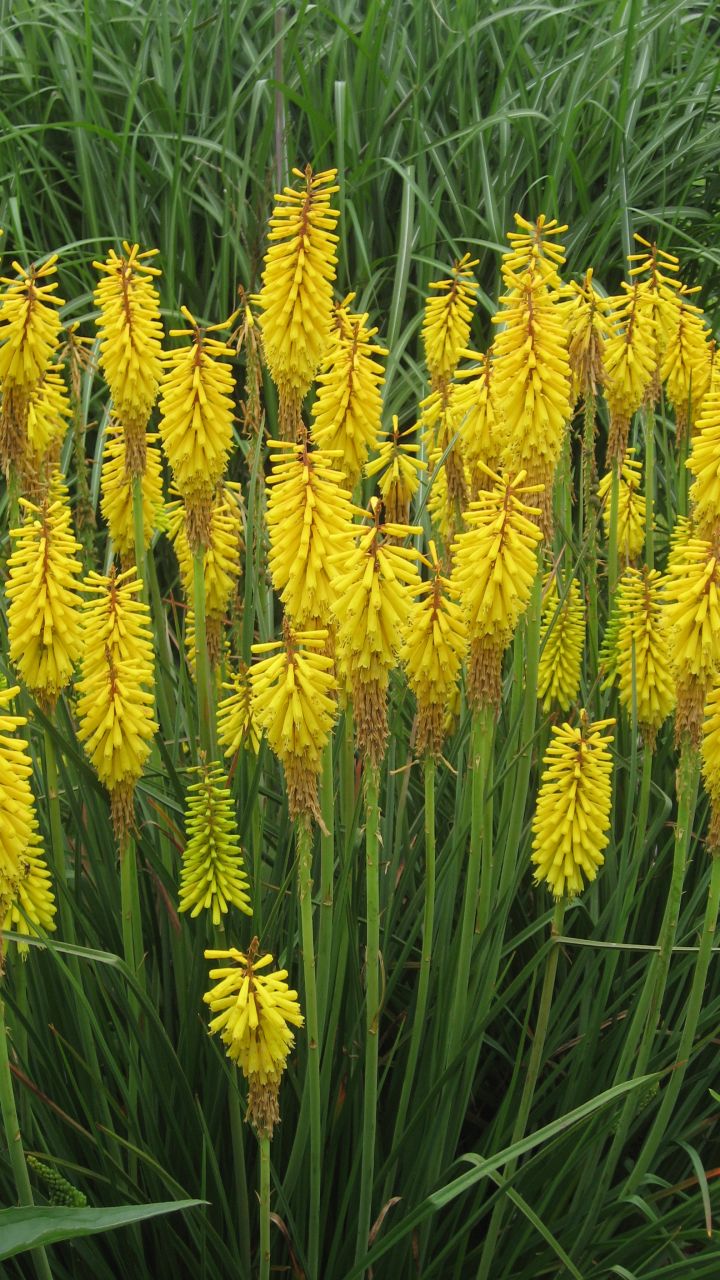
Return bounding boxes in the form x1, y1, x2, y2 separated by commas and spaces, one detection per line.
258, 165, 340, 436
101, 421, 164, 563
6, 488, 83, 706
454, 350, 502, 497
218, 665, 260, 758
421, 253, 479, 387
501, 213, 568, 292
0, 256, 64, 470
364, 417, 427, 525
0, 687, 56, 941
702, 684, 720, 848
603, 282, 657, 463
179, 761, 251, 926
417, 382, 467, 509
402, 541, 467, 756
598, 449, 646, 565
203, 943, 304, 1137
661, 285, 710, 437
168, 483, 243, 664
664, 530, 720, 744
601, 567, 675, 747
687, 387, 720, 540
24, 366, 71, 475
537, 577, 585, 713
310, 309, 388, 487
531, 714, 615, 898
566, 269, 609, 404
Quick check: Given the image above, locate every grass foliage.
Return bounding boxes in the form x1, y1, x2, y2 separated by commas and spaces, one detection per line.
1, 1, 720, 1277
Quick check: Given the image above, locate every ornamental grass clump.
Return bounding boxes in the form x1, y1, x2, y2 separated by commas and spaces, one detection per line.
531, 714, 615, 898
179, 761, 252, 926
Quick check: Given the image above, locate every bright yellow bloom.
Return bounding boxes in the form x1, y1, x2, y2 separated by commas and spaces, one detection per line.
687, 387, 720, 540
665, 531, 720, 743
537, 577, 585, 713
702, 683, 720, 847
493, 264, 572, 530
179, 762, 251, 926
566, 269, 609, 402
602, 567, 675, 746
218, 665, 260, 758
250, 624, 338, 820
76, 567, 157, 836
531, 714, 615, 898
417, 382, 467, 509
0, 687, 55, 937
92, 242, 163, 440
502, 213, 567, 291
25, 366, 71, 462
626, 234, 680, 359
310, 310, 388, 487
0, 256, 64, 469
426, 452, 468, 543
598, 450, 646, 564
6, 491, 82, 705
101, 421, 164, 561
661, 285, 710, 436
454, 350, 502, 497
604, 283, 657, 462
167, 483, 243, 662
203, 944, 304, 1136
402, 541, 467, 756
364, 416, 427, 525
266, 436, 353, 626
421, 253, 479, 386
451, 468, 543, 708
332, 501, 421, 762
158, 309, 236, 545
258, 166, 340, 433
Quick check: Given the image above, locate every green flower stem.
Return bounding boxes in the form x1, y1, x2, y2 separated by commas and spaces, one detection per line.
644, 401, 655, 570
356, 762, 381, 1267
625, 849, 720, 1193
297, 817, 321, 1280
392, 753, 436, 1149
582, 391, 599, 666
192, 546, 216, 760
607, 458, 620, 597
214, 920, 252, 1280
475, 704, 495, 936
259, 1134, 271, 1280
341, 707, 356, 853
317, 736, 335, 1037
0, 994, 54, 1280
132, 474, 147, 602
477, 898, 566, 1280
43, 728, 73, 938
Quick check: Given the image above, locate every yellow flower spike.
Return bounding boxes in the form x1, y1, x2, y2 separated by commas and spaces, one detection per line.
626, 233, 681, 362
167, 483, 243, 662
687, 388, 720, 541
76, 566, 157, 837
531, 713, 615, 899
24, 365, 71, 465
310, 310, 388, 487
426, 449, 472, 544
203, 941, 304, 1137
0, 686, 55, 938
179, 761, 251, 926
537, 577, 585, 713
93, 242, 164, 470
402, 541, 468, 756
502, 213, 568, 291
492, 261, 573, 535
603, 282, 658, 463
6, 489, 83, 707
661, 285, 710, 438
265, 435, 353, 627
451, 468, 543, 710
364, 416, 427, 525
566, 269, 610, 404
598, 449, 646, 565
417, 382, 468, 509
101, 421, 164, 564
258, 165, 341, 437
158, 309, 236, 549
332, 502, 422, 764
454, 349, 502, 497
218, 664, 261, 758
702, 683, 720, 848
250, 622, 339, 821
0, 256, 65, 470
664, 531, 720, 745
421, 253, 479, 387
601, 567, 675, 748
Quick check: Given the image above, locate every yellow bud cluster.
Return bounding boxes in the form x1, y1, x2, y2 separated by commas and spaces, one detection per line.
25, 367, 71, 464
100, 421, 164, 561
602, 568, 675, 746
664, 532, 720, 743
702, 684, 720, 847
454, 351, 502, 497
7, 491, 83, 705
661, 286, 710, 435
451, 469, 543, 709
0, 256, 64, 390
265, 437, 352, 626
537, 577, 585, 713
403, 542, 467, 756
502, 213, 567, 291
364, 417, 426, 525
258, 166, 340, 432
417, 382, 467, 508
604, 283, 656, 461
218, 666, 260, 758
531, 715, 615, 898
687, 388, 720, 540
179, 762, 251, 926
626, 234, 680, 358
566, 269, 609, 402
0, 687, 56, 937
250, 626, 338, 820
598, 450, 646, 565
93, 243, 163, 442
421, 253, 479, 386
76, 567, 157, 836
203, 945, 304, 1137
310, 310, 388, 487
167, 483, 242, 662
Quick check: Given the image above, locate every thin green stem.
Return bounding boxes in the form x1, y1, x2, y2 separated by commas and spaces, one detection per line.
607, 459, 620, 597
132, 473, 147, 602
297, 817, 321, 1280
644, 401, 655, 570
499, 570, 542, 899
192, 546, 216, 760
317, 736, 335, 1037
582, 391, 599, 667
445, 709, 486, 1069
259, 1134, 271, 1280
0, 994, 54, 1280
475, 705, 495, 935
356, 763, 381, 1268
43, 728, 74, 940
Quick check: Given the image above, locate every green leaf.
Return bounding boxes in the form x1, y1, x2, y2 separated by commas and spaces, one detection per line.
0, 1201, 204, 1260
